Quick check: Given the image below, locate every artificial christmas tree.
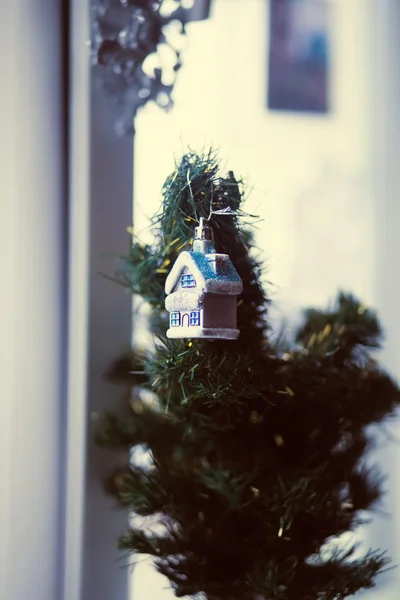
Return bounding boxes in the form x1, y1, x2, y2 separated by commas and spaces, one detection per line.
97, 151, 400, 600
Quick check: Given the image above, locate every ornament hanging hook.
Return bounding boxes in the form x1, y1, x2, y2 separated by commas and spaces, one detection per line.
186, 168, 199, 223
207, 180, 214, 221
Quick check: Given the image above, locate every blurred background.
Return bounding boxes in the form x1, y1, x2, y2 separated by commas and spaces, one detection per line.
135, 0, 374, 318
1, 1, 399, 600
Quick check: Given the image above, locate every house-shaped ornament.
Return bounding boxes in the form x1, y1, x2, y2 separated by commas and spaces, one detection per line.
165, 218, 243, 340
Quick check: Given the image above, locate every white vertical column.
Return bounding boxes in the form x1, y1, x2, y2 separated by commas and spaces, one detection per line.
372, 3, 400, 364
363, 1, 400, 598
65, 1, 133, 599
0, 2, 67, 600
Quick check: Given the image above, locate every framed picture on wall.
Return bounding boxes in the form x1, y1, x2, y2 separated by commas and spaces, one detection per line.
267, 0, 331, 114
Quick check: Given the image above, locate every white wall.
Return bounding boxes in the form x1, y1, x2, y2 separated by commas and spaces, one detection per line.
133, 1, 399, 599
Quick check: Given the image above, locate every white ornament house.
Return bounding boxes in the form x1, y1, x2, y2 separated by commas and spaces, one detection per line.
165, 218, 243, 340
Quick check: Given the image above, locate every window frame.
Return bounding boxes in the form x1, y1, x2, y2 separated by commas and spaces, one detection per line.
170, 312, 181, 327
189, 311, 201, 326
181, 273, 196, 288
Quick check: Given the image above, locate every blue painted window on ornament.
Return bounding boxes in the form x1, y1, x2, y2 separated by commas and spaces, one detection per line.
171, 312, 181, 327
190, 311, 200, 326
181, 274, 196, 288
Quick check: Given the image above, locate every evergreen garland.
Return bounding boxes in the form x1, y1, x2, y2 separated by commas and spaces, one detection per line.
97, 151, 400, 600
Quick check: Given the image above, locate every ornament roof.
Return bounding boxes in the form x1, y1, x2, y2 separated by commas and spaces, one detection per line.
165, 251, 243, 296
